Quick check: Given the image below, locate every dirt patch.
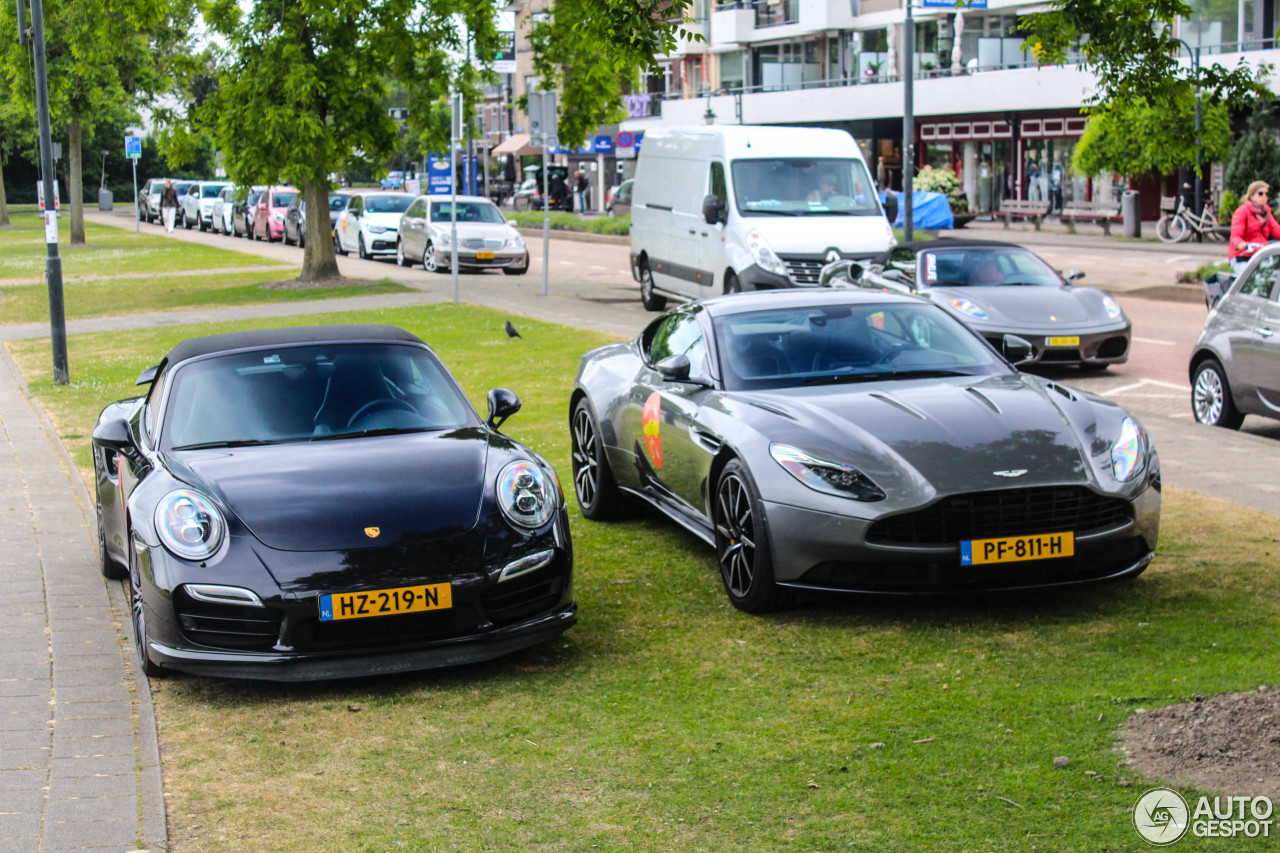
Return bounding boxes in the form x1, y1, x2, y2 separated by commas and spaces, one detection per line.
260, 277, 386, 290
1121, 686, 1280, 799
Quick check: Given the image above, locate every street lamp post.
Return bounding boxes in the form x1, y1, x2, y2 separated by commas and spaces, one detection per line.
1174, 38, 1203, 220
902, 0, 915, 240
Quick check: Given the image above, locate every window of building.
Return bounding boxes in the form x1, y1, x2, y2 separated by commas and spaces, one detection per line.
719, 50, 746, 91
853, 28, 890, 80
752, 40, 822, 90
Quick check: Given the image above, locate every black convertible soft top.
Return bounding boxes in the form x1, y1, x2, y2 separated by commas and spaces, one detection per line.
875, 237, 1022, 263
164, 325, 424, 365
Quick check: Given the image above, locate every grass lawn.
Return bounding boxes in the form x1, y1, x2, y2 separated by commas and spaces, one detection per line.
7, 304, 1278, 852
0, 212, 293, 281
0, 270, 410, 325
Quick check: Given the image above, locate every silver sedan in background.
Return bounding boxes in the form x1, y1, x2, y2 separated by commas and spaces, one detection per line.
397, 195, 529, 275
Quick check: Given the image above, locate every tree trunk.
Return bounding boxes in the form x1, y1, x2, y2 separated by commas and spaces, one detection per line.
0, 148, 10, 228
300, 178, 340, 281
68, 122, 85, 245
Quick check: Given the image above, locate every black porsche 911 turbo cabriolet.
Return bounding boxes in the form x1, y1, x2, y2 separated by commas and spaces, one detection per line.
93, 325, 574, 681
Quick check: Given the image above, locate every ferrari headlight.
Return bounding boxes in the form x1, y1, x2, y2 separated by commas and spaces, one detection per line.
367, 224, 387, 234
948, 297, 989, 320
497, 460, 557, 528
770, 443, 885, 502
1111, 417, 1147, 482
1102, 294, 1123, 320
746, 229, 788, 277
155, 489, 226, 560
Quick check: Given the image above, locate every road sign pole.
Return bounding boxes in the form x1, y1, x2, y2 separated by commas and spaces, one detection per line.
450, 92, 463, 303
30, 0, 68, 384
131, 158, 139, 232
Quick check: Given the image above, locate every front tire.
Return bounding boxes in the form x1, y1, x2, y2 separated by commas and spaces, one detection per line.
724, 272, 741, 295
640, 261, 667, 311
714, 460, 789, 613
335, 232, 348, 256
1192, 358, 1244, 429
423, 241, 440, 273
96, 503, 126, 580
129, 541, 164, 679
503, 253, 530, 276
358, 233, 369, 260
571, 397, 624, 520
396, 240, 412, 267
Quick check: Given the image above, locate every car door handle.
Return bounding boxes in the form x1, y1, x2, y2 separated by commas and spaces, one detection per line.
1259, 327, 1275, 338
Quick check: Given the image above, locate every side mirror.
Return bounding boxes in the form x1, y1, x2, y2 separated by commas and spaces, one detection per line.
702, 194, 725, 225
91, 416, 133, 453
1064, 269, 1085, 283
486, 387, 521, 430
135, 365, 159, 386
656, 354, 691, 382
1001, 334, 1034, 365
882, 191, 899, 223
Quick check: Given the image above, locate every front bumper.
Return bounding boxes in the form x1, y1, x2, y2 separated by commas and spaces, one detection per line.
761, 480, 1160, 594
366, 231, 398, 254
974, 320, 1132, 366
435, 249, 527, 269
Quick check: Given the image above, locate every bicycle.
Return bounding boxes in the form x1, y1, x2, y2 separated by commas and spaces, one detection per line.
1156, 194, 1225, 243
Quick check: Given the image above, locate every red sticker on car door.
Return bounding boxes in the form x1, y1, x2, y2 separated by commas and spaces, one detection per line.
642, 391, 663, 469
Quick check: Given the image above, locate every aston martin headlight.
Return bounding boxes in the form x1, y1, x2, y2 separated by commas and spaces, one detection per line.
948, 297, 989, 320
746, 229, 789, 277
770, 443, 885, 502
1111, 417, 1148, 482
155, 489, 226, 560
497, 460, 557, 528
1102, 294, 1124, 320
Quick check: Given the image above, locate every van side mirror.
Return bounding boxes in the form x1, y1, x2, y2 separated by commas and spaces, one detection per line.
702, 194, 726, 225
882, 191, 899, 224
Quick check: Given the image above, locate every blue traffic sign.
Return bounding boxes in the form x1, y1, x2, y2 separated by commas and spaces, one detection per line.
124, 135, 142, 158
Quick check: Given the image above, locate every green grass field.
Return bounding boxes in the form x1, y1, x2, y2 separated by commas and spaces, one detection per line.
7, 304, 1276, 852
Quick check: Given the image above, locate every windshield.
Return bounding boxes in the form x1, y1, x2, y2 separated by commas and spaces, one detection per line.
329, 194, 350, 211
916, 246, 1064, 287
430, 201, 506, 224
246, 190, 263, 206
202, 184, 229, 198
731, 158, 881, 217
272, 191, 298, 208
365, 194, 414, 214
714, 302, 1007, 391
173, 182, 195, 195
162, 343, 475, 449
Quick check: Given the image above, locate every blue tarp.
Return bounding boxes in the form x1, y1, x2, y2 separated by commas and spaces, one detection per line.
878, 190, 955, 230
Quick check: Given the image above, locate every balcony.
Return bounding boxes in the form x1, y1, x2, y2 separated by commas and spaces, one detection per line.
714, 0, 798, 29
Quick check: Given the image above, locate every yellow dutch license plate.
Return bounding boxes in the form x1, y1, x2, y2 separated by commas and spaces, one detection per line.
1046, 336, 1081, 347
318, 583, 452, 622
476, 251, 495, 260
960, 531, 1074, 566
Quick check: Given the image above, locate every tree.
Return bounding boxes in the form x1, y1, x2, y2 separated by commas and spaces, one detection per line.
1224, 107, 1280, 198
1072, 94, 1232, 178
0, 0, 193, 244
0, 76, 37, 227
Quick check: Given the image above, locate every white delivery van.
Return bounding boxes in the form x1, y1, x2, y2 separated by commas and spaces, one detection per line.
630, 125, 897, 310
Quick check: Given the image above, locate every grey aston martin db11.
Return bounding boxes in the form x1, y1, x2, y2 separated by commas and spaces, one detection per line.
93, 325, 574, 680
822, 239, 1131, 369
569, 290, 1160, 611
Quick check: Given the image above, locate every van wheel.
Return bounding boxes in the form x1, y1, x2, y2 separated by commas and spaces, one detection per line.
724, 272, 741, 295
640, 262, 667, 312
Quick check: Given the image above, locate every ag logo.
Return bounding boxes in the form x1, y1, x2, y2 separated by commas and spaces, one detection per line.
641, 391, 663, 469
1133, 788, 1190, 845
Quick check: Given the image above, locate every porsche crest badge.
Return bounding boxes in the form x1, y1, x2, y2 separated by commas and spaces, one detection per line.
364, 526, 381, 539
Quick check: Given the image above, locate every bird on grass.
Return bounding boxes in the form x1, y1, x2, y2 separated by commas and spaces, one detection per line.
504, 321, 523, 339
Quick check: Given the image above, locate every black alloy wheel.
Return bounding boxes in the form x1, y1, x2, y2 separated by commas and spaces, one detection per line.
1192, 358, 1244, 429
128, 540, 163, 678
714, 460, 788, 613
640, 261, 667, 311
570, 398, 623, 520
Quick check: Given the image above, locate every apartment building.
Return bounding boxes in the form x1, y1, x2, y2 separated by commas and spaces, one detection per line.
620, 0, 1280, 218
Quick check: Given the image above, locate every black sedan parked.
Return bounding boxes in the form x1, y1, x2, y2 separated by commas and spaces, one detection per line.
93, 325, 575, 680
824, 239, 1131, 369
570, 290, 1160, 611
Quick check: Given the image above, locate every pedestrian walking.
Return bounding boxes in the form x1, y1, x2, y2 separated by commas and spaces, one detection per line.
160, 179, 180, 232
1229, 180, 1280, 274
574, 170, 588, 214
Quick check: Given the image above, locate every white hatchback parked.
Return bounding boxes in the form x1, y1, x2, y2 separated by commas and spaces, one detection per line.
334, 191, 414, 260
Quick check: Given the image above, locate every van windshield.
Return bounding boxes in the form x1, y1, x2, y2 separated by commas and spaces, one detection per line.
731, 158, 881, 217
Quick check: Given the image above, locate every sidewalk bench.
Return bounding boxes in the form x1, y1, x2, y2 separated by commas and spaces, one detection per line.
996, 199, 1051, 231
1060, 200, 1123, 236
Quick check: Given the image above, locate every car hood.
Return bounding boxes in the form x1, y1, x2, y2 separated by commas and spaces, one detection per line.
926, 285, 1105, 328
362, 212, 403, 229
431, 222, 513, 241
737, 374, 1105, 498
176, 429, 489, 552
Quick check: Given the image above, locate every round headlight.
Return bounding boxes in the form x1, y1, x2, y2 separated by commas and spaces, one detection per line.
497, 460, 557, 528
155, 489, 226, 560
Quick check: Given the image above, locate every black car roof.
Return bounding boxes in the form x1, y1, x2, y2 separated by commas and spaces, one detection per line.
697, 288, 924, 317
882, 238, 1022, 257
165, 325, 425, 364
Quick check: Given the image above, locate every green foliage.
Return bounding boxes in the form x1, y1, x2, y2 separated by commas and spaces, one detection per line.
1223, 108, 1280, 199
508, 211, 630, 235
1072, 94, 1231, 178
1020, 1, 1271, 111
912, 167, 968, 212
1218, 188, 1238, 225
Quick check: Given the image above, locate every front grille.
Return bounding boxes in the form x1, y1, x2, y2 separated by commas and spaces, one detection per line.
288, 605, 481, 653
173, 589, 284, 651
462, 238, 504, 250
867, 486, 1133, 546
1040, 348, 1081, 362
779, 255, 825, 285
481, 564, 564, 627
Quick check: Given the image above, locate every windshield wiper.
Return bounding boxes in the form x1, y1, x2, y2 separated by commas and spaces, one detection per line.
311, 426, 432, 441
171, 439, 277, 450
800, 368, 972, 386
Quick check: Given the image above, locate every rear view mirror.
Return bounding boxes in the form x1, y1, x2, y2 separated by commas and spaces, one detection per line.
1002, 334, 1034, 365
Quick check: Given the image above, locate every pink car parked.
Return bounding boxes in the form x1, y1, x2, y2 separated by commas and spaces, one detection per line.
252, 186, 299, 242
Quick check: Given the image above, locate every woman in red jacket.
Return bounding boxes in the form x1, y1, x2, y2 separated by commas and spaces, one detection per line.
1229, 181, 1280, 273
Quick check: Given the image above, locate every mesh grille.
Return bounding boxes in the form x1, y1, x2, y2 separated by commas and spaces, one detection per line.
867, 487, 1133, 545
481, 565, 565, 627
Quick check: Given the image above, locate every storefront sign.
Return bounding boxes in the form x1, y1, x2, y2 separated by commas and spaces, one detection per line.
592, 135, 613, 154
921, 0, 987, 7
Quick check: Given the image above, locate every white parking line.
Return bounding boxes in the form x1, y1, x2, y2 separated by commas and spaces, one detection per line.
590, 265, 608, 270
1103, 378, 1191, 396
1162, 255, 1196, 264
1133, 336, 1176, 346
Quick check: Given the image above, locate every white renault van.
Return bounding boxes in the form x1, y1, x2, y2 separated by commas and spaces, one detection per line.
630, 125, 896, 310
